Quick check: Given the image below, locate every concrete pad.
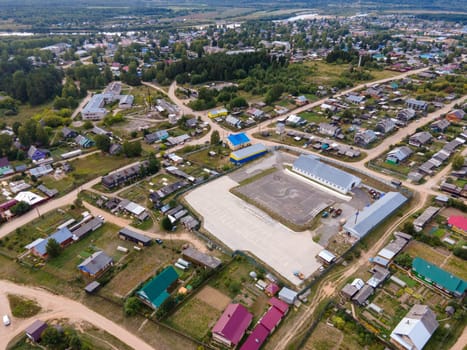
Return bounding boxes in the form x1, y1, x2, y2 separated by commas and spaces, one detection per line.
185, 176, 324, 286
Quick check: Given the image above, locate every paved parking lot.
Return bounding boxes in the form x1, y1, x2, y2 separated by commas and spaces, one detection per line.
236, 170, 336, 226
185, 176, 324, 286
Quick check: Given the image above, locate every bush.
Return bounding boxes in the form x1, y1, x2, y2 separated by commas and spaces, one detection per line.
124, 297, 141, 316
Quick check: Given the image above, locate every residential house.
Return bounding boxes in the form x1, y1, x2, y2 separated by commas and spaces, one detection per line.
144, 130, 169, 144
412, 257, 467, 297
292, 155, 361, 194
27, 146, 49, 162
77, 251, 113, 278
30, 227, 73, 259
294, 95, 308, 106
101, 161, 148, 189
445, 109, 465, 122
212, 303, 253, 348
208, 108, 228, 119
375, 118, 396, 134
14, 191, 46, 206
386, 146, 413, 164
346, 94, 365, 104
413, 207, 440, 232
352, 285, 374, 305
447, 216, 467, 235
286, 114, 305, 126
61, 127, 78, 139
109, 143, 122, 155
318, 123, 341, 137
406, 98, 428, 111
75, 135, 94, 148
409, 132, 432, 148
430, 119, 450, 132
390, 305, 438, 350
354, 130, 377, 146
397, 109, 416, 123
0, 157, 13, 176
137, 266, 179, 309
29, 164, 53, 178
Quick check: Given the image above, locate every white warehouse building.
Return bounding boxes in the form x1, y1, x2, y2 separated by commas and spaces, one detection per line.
292, 154, 361, 194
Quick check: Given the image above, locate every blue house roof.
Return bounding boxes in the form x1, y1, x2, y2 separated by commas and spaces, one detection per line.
344, 192, 407, 239
34, 227, 73, 256
137, 266, 178, 308
227, 133, 250, 147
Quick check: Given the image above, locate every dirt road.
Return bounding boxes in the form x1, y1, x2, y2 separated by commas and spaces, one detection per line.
71, 92, 92, 119
0, 280, 155, 350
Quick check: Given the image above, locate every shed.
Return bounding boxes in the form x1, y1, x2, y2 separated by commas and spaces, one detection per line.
278, 287, 298, 304
318, 249, 336, 264
352, 285, 374, 305
118, 227, 152, 246
25, 320, 48, 342
84, 281, 101, 293
182, 247, 222, 269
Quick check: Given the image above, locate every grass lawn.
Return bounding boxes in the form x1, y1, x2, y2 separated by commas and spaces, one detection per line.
303, 322, 343, 350
397, 273, 419, 288
166, 298, 221, 341
119, 184, 149, 206
299, 111, 329, 124
443, 255, 467, 280
185, 147, 232, 171
405, 241, 445, 266
3, 101, 53, 126
7, 294, 41, 318
0, 206, 83, 253
208, 258, 252, 299
103, 241, 185, 298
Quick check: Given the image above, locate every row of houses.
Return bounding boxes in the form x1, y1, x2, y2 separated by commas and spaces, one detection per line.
101, 161, 148, 189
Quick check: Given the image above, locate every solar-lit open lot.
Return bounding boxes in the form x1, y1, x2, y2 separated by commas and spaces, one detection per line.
185, 175, 324, 285
235, 170, 337, 226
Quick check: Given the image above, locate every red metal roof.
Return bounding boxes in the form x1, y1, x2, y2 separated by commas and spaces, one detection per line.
448, 216, 467, 231
260, 307, 283, 332
239, 324, 269, 350
268, 297, 289, 315
212, 303, 253, 346
265, 283, 279, 295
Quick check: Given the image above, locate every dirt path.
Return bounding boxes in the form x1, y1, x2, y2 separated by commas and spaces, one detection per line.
0, 280, 155, 350
450, 326, 467, 350
82, 202, 208, 252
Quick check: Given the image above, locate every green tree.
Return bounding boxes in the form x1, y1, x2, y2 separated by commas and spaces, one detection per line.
452, 154, 465, 170
147, 153, 160, 174
161, 216, 173, 231
230, 96, 248, 109
41, 326, 66, 349
82, 121, 93, 130
46, 238, 62, 258
10, 201, 31, 216
94, 134, 111, 153
124, 297, 141, 316
210, 130, 220, 145
122, 141, 142, 157
394, 252, 413, 268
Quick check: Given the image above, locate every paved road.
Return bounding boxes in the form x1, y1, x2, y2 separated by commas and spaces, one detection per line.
71, 92, 92, 119
0, 280, 155, 350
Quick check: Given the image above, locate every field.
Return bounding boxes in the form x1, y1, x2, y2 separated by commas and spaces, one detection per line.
303, 322, 343, 350
166, 298, 222, 340
405, 240, 467, 279
103, 241, 186, 298
185, 147, 233, 171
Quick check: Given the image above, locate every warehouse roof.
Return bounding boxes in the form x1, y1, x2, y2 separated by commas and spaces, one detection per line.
412, 257, 467, 295
230, 143, 267, 161
344, 192, 407, 239
293, 155, 361, 191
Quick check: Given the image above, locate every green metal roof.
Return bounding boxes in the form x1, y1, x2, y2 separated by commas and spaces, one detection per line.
137, 266, 178, 308
412, 257, 467, 295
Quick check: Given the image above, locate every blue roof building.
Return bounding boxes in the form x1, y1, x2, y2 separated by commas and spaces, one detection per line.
230, 144, 267, 165
137, 266, 179, 309
32, 227, 73, 258
292, 155, 361, 194
344, 192, 407, 239
227, 133, 251, 150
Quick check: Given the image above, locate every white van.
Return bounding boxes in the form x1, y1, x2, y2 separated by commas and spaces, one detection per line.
3, 314, 11, 326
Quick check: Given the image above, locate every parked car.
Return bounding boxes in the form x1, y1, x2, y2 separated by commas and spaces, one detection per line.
155, 238, 164, 245
3, 314, 11, 326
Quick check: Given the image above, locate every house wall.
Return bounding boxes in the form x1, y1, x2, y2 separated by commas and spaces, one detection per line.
212, 333, 232, 348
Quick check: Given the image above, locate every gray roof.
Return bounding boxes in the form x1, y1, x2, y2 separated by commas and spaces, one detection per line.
293, 155, 361, 191
78, 251, 113, 276
230, 143, 267, 160
352, 285, 374, 305
413, 207, 440, 229
341, 284, 358, 298
344, 192, 407, 239
119, 227, 152, 244
406, 305, 439, 335
72, 217, 104, 240
387, 146, 413, 162
409, 131, 432, 145
182, 247, 222, 269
